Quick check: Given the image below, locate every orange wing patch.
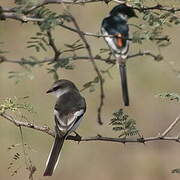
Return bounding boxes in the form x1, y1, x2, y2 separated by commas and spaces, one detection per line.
115, 34, 123, 47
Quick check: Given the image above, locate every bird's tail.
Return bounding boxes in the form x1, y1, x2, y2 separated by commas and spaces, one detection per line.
119, 63, 129, 106
43, 135, 65, 176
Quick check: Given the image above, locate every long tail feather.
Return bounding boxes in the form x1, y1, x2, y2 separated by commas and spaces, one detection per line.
119, 63, 129, 106
43, 135, 65, 176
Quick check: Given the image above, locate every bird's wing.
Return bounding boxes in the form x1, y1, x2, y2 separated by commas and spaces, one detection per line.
101, 16, 129, 57
54, 108, 85, 136
54, 91, 86, 136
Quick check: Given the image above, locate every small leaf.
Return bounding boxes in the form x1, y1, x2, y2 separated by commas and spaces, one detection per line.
109, 109, 139, 138
172, 168, 180, 174
157, 93, 180, 102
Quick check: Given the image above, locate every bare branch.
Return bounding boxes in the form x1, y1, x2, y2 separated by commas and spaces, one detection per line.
46, 30, 61, 60
161, 115, 180, 137
74, 135, 180, 144
0, 113, 55, 137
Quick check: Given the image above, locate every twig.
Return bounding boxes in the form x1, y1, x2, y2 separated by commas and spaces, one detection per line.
67, 11, 105, 125
135, 4, 180, 13
46, 30, 61, 60
24, 0, 106, 14
0, 113, 55, 137
161, 114, 180, 137
0, 12, 44, 22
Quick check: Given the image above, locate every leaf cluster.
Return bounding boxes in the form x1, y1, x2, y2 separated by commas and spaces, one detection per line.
0, 97, 34, 114
27, 32, 48, 52
81, 76, 100, 92
157, 92, 180, 102
109, 109, 139, 138
34, 7, 71, 31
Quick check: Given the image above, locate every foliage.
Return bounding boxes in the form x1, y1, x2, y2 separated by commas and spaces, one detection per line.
109, 109, 139, 138
34, 7, 71, 31
8, 69, 34, 84
81, 76, 100, 92
157, 92, 180, 102
7, 142, 36, 177
27, 32, 49, 52
172, 168, 180, 174
0, 97, 34, 114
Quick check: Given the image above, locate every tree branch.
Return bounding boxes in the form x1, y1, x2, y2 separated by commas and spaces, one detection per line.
135, 4, 180, 13
161, 114, 180, 137
1, 112, 180, 144
59, 23, 170, 42
0, 10, 170, 42
0, 12, 43, 22
0, 113, 55, 137
46, 30, 61, 60
24, 0, 106, 14
0, 51, 162, 66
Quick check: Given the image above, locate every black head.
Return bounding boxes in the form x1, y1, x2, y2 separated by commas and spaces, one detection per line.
110, 4, 137, 18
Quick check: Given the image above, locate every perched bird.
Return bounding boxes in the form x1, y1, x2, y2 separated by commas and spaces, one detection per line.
101, 4, 137, 106
43, 79, 86, 176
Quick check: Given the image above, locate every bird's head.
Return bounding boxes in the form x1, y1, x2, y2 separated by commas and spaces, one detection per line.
110, 4, 137, 19
46, 79, 78, 98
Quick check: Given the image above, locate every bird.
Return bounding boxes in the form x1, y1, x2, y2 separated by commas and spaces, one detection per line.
43, 79, 86, 176
101, 4, 137, 106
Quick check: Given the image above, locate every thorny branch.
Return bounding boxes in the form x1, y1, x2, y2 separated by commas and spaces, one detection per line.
1, 112, 180, 144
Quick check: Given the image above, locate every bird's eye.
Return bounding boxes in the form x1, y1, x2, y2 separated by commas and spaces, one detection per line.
53, 86, 60, 91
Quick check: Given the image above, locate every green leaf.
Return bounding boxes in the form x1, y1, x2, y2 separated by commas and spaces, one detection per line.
0, 97, 35, 114
81, 76, 100, 92
27, 32, 48, 52
109, 109, 139, 138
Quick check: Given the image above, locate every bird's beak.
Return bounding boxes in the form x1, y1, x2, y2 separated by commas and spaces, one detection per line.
46, 88, 53, 94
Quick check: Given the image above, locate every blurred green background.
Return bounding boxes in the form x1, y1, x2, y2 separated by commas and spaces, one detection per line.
0, 1, 180, 180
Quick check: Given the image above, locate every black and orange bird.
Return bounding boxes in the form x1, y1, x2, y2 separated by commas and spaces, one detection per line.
101, 4, 137, 106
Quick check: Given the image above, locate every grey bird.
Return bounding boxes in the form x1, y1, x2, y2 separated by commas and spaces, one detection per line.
43, 79, 86, 176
